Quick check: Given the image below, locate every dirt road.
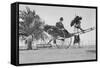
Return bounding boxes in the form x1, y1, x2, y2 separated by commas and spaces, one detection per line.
19, 45, 96, 64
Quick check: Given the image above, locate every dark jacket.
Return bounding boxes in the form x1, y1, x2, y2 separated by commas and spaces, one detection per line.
56, 22, 64, 29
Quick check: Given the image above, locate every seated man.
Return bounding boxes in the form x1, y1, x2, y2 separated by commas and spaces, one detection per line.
56, 17, 69, 35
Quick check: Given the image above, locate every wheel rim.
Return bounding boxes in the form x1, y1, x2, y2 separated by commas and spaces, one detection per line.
56, 37, 72, 49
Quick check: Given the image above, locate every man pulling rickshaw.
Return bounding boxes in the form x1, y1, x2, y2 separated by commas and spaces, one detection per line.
70, 15, 85, 47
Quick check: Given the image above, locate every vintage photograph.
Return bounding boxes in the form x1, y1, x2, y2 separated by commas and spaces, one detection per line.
19, 4, 96, 64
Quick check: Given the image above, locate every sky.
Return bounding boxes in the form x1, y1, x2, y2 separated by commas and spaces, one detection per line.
19, 4, 96, 45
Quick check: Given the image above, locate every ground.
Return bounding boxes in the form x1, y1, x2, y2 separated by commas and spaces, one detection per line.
19, 45, 96, 64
